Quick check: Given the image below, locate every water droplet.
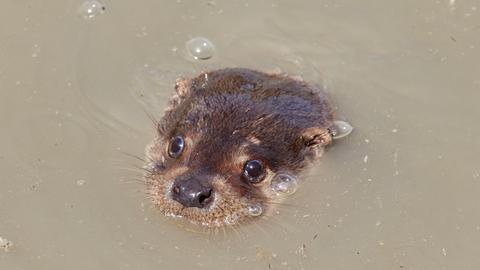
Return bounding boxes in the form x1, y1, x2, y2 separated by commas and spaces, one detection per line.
271, 173, 298, 196
185, 37, 215, 60
331, 120, 353, 139
246, 203, 263, 217
79, 1, 106, 19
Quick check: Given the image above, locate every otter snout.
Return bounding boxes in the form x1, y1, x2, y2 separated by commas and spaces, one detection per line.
171, 177, 214, 208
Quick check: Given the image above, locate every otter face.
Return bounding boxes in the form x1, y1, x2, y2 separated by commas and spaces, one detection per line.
144, 68, 334, 227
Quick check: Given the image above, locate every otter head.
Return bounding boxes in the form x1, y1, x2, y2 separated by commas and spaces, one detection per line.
145, 68, 334, 227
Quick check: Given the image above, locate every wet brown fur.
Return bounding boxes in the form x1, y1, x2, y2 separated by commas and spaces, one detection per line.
145, 68, 334, 227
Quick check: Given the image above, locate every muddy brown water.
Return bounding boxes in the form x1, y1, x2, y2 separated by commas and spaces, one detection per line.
1, 0, 479, 269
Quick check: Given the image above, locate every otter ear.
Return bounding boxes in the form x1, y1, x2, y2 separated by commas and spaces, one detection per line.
164, 77, 192, 117
301, 127, 332, 147
174, 77, 192, 97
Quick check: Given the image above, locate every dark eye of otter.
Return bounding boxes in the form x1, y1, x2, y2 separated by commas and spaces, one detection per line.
243, 160, 266, 183
168, 136, 185, 158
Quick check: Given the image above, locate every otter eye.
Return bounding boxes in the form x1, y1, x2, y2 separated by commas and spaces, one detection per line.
243, 160, 266, 183
168, 136, 185, 158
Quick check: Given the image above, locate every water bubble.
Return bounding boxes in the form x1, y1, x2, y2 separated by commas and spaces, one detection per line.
246, 203, 263, 217
79, 0, 106, 19
185, 37, 215, 60
271, 173, 298, 196
331, 120, 354, 139
76, 179, 86, 186
31, 44, 40, 58
0, 236, 13, 252
224, 214, 239, 225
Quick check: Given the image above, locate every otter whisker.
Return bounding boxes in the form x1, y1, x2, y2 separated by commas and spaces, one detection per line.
259, 214, 294, 234
262, 200, 301, 211
142, 107, 161, 130
121, 151, 149, 163
120, 178, 147, 185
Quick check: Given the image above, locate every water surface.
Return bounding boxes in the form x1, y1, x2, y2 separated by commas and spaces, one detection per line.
1, 0, 479, 269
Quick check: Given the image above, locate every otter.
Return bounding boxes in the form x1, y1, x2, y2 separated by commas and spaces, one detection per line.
144, 68, 338, 227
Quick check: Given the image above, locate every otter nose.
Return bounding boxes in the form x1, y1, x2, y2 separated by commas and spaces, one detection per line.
171, 179, 213, 208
